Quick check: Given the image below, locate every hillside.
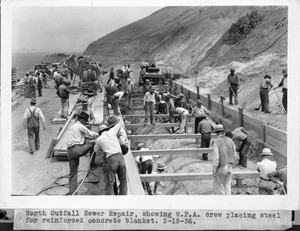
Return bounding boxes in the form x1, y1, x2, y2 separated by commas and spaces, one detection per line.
84, 5, 287, 130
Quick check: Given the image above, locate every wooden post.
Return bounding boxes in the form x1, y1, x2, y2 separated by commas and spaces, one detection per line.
207, 94, 211, 110
197, 86, 200, 99
188, 90, 191, 100
239, 107, 244, 127
175, 83, 177, 94
181, 85, 184, 94
220, 97, 224, 116
261, 124, 266, 142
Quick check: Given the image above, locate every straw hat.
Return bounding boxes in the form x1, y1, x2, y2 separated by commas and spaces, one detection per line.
157, 162, 166, 170
30, 98, 36, 104
98, 124, 109, 133
214, 124, 225, 132
261, 148, 273, 156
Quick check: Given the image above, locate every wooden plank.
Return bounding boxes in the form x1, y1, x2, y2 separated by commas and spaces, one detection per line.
206, 117, 217, 129
132, 148, 213, 156
128, 133, 217, 140
243, 114, 263, 130
265, 124, 287, 142
140, 171, 259, 182
265, 135, 287, 156
125, 123, 194, 129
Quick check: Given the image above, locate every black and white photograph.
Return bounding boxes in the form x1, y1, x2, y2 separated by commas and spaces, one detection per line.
1, 0, 300, 229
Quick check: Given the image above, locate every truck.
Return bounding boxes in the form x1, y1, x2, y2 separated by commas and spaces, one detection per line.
139, 62, 170, 87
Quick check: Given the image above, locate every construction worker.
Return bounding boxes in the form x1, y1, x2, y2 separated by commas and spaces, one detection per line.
227, 68, 239, 105
136, 143, 153, 195
143, 88, 156, 125
110, 91, 128, 116
36, 72, 43, 97
256, 148, 277, 195
126, 77, 135, 108
165, 94, 175, 122
175, 107, 189, 133
143, 79, 152, 94
66, 111, 99, 195
192, 100, 211, 134
53, 69, 62, 89
175, 93, 188, 109
225, 127, 251, 168
76, 100, 95, 125
267, 166, 287, 194
212, 124, 236, 195
274, 69, 287, 112
94, 116, 129, 195
23, 98, 46, 154
58, 79, 71, 119
259, 75, 273, 113
151, 162, 167, 195
197, 115, 211, 160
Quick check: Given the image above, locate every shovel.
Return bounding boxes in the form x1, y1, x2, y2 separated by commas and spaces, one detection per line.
254, 104, 261, 111
273, 89, 287, 114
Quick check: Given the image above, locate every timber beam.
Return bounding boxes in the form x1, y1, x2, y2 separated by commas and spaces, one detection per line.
132, 148, 213, 157
128, 133, 217, 140
140, 171, 260, 182
125, 123, 194, 129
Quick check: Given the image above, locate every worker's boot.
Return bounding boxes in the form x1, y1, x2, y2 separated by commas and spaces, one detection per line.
202, 153, 208, 161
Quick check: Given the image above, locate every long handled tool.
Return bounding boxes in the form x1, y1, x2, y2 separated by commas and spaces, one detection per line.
254, 88, 272, 111
229, 83, 239, 104
273, 89, 287, 114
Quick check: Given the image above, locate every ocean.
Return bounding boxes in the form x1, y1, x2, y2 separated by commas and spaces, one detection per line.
12, 53, 48, 80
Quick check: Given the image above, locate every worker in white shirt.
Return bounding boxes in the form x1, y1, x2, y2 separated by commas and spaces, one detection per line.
94, 116, 129, 195
256, 148, 277, 195
110, 91, 128, 116
175, 107, 189, 133
136, 143, 153, 195
23, 98, 46, 154
66, 111, 99, 195
126, 78, 135, 108
143, 88, 156, 125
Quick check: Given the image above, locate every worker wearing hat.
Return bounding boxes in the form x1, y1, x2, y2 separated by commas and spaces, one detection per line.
136, 143, 153, 195
192, 99, 211, 134
256, 148, 277, 195
227, 68, 240, 105
259, 74, 273, 113
58, 78, 71, 119
150, 162, 167, 195
212, 124, 236, 195
94, 116, 129, 195
165, 94, 176, 128
66, 111, 99, 195
126, 77, 135, 108
143, 87, 156, 125
110, 91, 128, 116
76, 100, 95, 125
23, 98, 46, 154
175, 93, 188, 109
274, 69, 287, 112
197, 114, 212, 160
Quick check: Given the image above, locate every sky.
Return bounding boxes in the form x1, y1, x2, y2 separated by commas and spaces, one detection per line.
12, 6, 163, 54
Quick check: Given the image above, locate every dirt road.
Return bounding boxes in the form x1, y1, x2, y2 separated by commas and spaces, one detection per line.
11, 81, 94, 196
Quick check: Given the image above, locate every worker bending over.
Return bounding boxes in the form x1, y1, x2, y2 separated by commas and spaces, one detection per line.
174, 107, 189, 134
94, 116, 129, 195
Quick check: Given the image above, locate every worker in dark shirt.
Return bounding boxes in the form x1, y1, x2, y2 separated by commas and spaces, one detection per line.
260, 75, 273, 113
197, 115, 212, 160
227, 68, 239, 105
274, 69, 287, 112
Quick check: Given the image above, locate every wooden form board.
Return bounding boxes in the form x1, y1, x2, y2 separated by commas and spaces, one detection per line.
52, 93, 81, 124
123, 114, 194, 119
140, 171, 260, 182
117, 117, 145, 195
132, 148, 213, 157
125, 122, 194, 129
128, 133, 217, 140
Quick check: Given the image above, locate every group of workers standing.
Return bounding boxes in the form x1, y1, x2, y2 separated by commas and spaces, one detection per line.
228, 68, 287, 113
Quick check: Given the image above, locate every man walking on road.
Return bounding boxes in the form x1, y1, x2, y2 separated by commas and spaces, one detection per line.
259, 75, 273, 113
94, 116, 129, 195
23, 98, 46, 154
227, 68, 239, 105
143, 88, 156, 125
274, 69, 287, 112
212, 124, 236, 195
197, 115, 212, 160
66, 111, 99, 195
58, 79, 71, 119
